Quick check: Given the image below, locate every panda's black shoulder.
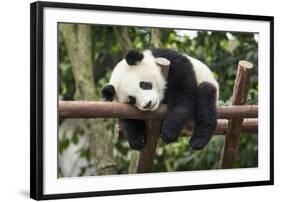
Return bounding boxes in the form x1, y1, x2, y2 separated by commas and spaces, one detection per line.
151, 48, 196, 81
151, 48, 198, 103
151, 48, 187, 62
151, 48, 194, 72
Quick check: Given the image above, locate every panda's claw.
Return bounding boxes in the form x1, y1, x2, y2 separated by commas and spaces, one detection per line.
161, 135, 178, 144
189, 136, 210, 150
160, 130, 178, 144
128, 138, 146, 150
160, 119, 180, 144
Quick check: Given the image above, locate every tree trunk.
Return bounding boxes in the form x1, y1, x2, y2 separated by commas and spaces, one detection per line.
60, 24, 117, 175
151, 28, 161, 48
113, 27, 132, 53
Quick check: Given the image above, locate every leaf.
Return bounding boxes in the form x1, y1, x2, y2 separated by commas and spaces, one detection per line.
59, 138, 69, 154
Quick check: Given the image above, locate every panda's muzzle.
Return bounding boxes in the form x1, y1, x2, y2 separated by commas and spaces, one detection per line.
138, 100, 158, 111
143, 101, 152, 109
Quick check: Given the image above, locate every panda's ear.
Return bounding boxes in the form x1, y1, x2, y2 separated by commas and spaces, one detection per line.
125, 50, 144, 65
101, 84, 115, 101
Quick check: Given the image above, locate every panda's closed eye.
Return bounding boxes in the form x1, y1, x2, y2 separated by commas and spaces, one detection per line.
128, 96, 136, 105
139, 81, 153, 90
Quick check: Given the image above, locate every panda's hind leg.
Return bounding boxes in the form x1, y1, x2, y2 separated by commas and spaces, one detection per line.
190, 82, 217, 150
120, 119, 146, 150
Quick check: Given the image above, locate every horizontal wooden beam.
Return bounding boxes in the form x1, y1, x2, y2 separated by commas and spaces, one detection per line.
116, 118, 258, 140
182, 118, 258, 135
59, 101, 258, 120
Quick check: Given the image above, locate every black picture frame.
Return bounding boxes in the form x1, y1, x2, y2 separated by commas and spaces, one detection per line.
30, 1, 274, 200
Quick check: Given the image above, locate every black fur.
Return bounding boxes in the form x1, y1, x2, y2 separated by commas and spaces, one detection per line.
152, 49, 217, 149
120, 119, 146, 150
125, 50, 144, 65
104, 48, 217, 150
152, 48, 198, 144
190, 82, 217, 150
101, 84, 115, 101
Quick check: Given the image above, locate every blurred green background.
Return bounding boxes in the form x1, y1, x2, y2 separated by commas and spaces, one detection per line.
58, 24, 258, 177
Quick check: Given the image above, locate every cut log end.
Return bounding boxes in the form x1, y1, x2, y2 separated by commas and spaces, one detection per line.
239, 60, 253, 70
155, 57, 170, 66
155, 57, 170, 79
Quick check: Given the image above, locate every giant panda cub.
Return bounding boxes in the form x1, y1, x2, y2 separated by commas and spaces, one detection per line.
102, 49, 219, 150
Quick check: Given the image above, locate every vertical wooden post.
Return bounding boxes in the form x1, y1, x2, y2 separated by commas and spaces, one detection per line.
115, 120, 161, 173
219, 60, 253, 169
135, 119, 161, 173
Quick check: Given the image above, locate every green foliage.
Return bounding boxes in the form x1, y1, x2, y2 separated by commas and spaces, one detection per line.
153, 136, 224, 172
113, 141, 132, 174
59, 134, 70, 154
59, 127, 85, 154
59, 25, 258, 175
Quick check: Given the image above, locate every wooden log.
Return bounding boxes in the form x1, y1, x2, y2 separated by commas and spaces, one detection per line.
59, 101, 165, 120
59, 101, 258, 120
115, 118, 258, 140
219, 60, 254, 169
211, 118, 258, 134
135, 119, 161, 173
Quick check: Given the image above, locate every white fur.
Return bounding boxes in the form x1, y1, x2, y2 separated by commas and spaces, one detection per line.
185, 55, 219, 89
109, 50, 166, 111
185, 55, 219, 101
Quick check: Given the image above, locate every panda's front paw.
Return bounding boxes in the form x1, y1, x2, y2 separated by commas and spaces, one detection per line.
161, 133, 178, 144
189, 135, 210, 150
128, 137, 146, 151
160, 122, 179, 144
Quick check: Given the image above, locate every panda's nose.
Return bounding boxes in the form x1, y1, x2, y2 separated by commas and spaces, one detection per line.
144, 101, 152, 109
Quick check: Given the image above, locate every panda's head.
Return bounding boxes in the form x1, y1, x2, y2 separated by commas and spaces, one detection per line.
101, 50, 167, 111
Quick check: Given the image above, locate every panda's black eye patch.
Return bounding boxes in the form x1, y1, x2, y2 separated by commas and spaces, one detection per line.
139, 81, 153, 90
128, 96, 136, 104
